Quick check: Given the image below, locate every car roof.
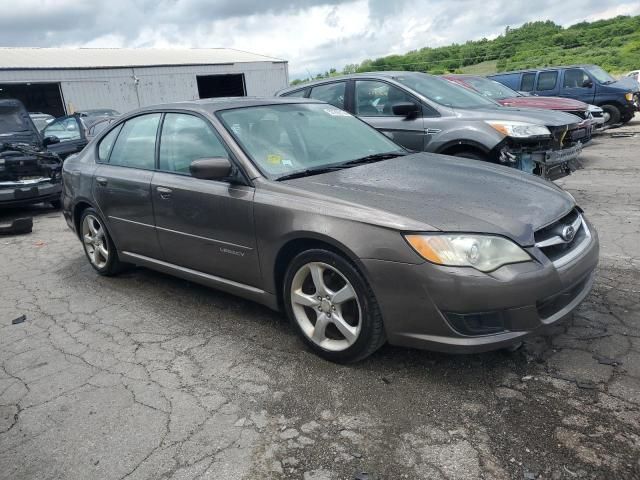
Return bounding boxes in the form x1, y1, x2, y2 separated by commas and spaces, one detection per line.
277, 71, 431, 94
490, 64, 597, 75
133, 96, 325, 114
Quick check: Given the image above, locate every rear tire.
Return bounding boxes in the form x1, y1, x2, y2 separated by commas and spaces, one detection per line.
79, 208, 126, 276
283, 249, 385, 363
601, 104, 621, 125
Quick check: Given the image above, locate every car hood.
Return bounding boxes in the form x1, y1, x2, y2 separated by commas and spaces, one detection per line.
611, 77, 639, 92
0, 100, 42, 147
498, 96, 588, 111
283, 153, 574, 246
457, 105, 583, 127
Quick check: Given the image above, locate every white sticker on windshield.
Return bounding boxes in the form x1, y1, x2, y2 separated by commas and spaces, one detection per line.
324, 108, 350, 117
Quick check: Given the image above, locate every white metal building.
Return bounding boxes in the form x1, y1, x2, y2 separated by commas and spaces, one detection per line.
0, 48, 289, 117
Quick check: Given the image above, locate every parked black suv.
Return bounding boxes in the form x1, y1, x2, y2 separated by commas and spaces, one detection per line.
0, 99, 63, 208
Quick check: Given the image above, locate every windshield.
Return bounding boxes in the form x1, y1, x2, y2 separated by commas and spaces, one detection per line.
456, 77, 519, 100
585, 66, 615, 84
217, 103, 404, 178
394, 73, 498, 108
0, 106, 30, 134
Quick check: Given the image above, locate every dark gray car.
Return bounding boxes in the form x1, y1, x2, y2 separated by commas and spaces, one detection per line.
62, 98, 599, 362
277, 72, 588, 180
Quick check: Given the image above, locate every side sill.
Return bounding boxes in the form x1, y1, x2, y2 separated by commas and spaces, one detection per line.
120, 251, 280, 311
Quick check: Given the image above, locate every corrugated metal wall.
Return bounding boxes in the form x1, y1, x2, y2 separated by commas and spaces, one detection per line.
0, 61, 288, 114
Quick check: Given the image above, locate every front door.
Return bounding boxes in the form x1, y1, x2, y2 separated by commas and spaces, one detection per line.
353, 80, 425, 151
560, 69, 596, 104
43, 116, 88, 159
151, 113, 259, 286
92, 113, 163, 258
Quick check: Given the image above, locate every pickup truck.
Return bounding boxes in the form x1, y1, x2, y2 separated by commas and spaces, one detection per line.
488, 65, 638, 126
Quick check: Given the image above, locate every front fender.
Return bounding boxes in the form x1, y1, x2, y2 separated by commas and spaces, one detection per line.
429, 125, 503, 154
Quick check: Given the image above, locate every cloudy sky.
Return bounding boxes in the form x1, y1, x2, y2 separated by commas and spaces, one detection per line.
1, 0, 639, 78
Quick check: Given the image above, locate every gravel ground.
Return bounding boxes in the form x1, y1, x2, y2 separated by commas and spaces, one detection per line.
1, 116, 639, 480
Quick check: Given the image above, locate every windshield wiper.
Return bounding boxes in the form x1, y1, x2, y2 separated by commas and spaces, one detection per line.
275, 152, 407, 181
276, 165, 344, 181
341, 151, 407, 166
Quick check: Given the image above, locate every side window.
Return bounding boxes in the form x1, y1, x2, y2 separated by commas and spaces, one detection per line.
537, 71, 558, 91
355, 80, 416, 116
159, 114, 229, 175
97, 124, 123, 162
108, 114, 161, 169
520, 73, 536, 92
283, 88, 308, 98
563, 69, 589, 88
44, 117, 81, 141
309, 82, 346, 109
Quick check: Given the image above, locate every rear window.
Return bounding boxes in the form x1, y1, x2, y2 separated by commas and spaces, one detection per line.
282, 88, 308, 98
309, 82, 346, 109
537, 71, 558, 91
520, 73, 536, 92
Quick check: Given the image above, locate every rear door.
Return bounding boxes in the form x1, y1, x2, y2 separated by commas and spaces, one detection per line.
92, 113, 163, 258
534, 71, 560, 97
519, 73, 537, 94
352, 79, 425, 151
151, 112, 259, 286
43, 116, 88, 158
560, 68, 596, 104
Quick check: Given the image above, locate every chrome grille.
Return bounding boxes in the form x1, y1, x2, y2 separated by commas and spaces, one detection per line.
535, 209, 591, 268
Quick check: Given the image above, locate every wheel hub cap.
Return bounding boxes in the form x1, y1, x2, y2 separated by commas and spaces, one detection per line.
290, 261, 362, 352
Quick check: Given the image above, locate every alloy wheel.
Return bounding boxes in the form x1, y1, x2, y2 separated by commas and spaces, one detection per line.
82, 214, 109, 269
290, 262, 362, 352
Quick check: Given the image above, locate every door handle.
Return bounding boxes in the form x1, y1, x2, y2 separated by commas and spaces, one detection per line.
96, 177, 108, 186
157, 186, 172, 199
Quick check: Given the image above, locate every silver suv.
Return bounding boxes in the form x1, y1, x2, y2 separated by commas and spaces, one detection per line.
277, 72, 587, 180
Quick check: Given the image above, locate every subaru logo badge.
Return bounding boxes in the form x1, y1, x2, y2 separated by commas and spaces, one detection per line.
562, 225, 576, 242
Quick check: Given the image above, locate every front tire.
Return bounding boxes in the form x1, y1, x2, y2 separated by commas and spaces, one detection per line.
283, 249, 385, 363
601, 104, 621, 125
80, 208, 125, 276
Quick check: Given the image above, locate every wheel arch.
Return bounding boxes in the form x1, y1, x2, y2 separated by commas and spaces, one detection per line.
72, 199, 95, 239
272, 233, 367, 310
436, 139, 491, 158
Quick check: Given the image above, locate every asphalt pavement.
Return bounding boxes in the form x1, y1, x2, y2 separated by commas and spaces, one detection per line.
1, 117, 639, 480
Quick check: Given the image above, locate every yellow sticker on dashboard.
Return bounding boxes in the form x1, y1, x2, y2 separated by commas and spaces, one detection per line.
267, 154, 282, 164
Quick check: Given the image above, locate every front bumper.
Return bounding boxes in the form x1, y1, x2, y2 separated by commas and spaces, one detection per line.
0, 178, 62, 207
495, 141, 583, 180
362, 219, 599, 354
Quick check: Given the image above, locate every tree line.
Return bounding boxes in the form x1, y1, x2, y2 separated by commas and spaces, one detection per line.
291, 15, 640, 85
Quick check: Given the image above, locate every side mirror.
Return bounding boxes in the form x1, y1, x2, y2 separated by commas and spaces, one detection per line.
392, 102, 421, 118
582, 79, 593, 88
189, 157, 232, 180
43, 135, 60, 146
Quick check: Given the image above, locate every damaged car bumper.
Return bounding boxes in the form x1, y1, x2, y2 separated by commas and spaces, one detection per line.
496, 142, 583, 180
0, 145, 63, 208
0, 177, 62, 207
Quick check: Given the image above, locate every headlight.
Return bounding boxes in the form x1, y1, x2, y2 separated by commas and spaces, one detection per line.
485, 120, 550, 138
625, 92, 634, 102
405, 234, 531, 272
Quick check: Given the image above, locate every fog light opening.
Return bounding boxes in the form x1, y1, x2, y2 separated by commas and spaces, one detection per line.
445, 311, 507, 336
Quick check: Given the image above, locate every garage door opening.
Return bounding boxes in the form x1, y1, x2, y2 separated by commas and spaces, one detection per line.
197, 74, 246, 98
0, 83, 65, 117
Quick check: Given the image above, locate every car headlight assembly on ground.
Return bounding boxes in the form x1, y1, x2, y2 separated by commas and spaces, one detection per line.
404, 234, 532, 272
485, 120, 551, 138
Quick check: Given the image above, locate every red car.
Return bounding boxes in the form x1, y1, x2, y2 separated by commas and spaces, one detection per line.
443, 74, 596, 131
